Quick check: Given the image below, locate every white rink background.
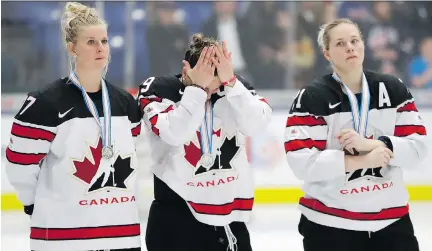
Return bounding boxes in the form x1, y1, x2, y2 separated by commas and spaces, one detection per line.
2, 203, 432, 251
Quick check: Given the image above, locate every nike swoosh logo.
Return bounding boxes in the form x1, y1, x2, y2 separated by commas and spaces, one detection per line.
179, 89, 184, 95
329, 102, 341, 109
59, 107, 74, 118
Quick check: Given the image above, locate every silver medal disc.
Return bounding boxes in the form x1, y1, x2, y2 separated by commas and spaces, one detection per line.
200, 154, 214, 169
102, 146, 114, 159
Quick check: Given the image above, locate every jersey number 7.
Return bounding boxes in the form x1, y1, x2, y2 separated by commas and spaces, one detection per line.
19, 96, 36, 115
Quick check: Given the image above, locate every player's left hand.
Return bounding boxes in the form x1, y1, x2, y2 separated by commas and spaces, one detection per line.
337, 128, 380, 153
211, 41, 235, 86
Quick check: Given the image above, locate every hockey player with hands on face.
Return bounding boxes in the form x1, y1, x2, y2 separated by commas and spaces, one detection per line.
138, 33, 272, 251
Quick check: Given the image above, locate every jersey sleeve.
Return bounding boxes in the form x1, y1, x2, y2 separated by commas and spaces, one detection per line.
127, 93, 142, 147
137, 76, 207, 146
386, 78, 428, 169
285, 86, 346, 182
5, 94, 58, 207
224, 75, 272, 136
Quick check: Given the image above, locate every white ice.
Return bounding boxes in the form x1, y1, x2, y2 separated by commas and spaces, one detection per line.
2, 203, 431, 251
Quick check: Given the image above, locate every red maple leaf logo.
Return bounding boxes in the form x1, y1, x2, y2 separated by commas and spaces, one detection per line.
183, 129, 222, 168
213, 129, 221, 137
73, 138, 102, 184
184, 132, 201, 167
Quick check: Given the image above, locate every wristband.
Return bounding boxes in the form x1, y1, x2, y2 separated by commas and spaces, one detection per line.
378, 136, 393, 151
221, 75, 237, 86
189, 84, 206, 92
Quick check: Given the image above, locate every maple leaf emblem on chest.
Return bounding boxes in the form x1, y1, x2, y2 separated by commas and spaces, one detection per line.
72, 138, 135, 192
73, 139, 102, 184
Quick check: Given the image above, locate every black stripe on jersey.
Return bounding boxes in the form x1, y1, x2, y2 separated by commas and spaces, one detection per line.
11, 123, 55, 142
30, 223, 140, 241
6, 147, 46, 166
303, 71, 413, 117
20, 78, 141, 127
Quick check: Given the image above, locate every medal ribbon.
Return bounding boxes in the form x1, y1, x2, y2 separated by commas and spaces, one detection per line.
69, 72, 112, 150
332, 72, 370, 136
199, 101, 213, 156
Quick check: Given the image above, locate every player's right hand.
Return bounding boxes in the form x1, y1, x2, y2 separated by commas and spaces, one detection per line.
365, 146, 394, 168
182, 46, 216, 90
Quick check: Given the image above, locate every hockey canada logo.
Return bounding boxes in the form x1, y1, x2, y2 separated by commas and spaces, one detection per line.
346, 167, 387, 182
73, 138, 135, 192
184, 130, 240, 176
343, 135, 390, 183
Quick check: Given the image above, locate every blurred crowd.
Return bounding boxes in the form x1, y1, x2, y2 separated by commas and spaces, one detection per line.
2, 1, 432, 92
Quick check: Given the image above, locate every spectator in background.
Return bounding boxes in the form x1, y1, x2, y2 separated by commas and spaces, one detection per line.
146, 2, 188, 76
202, 1, 253, 81
337, 2, 373, 24
365, 1, 414, 79
1, 55, 20, 91
242, 2, 293, 89
393, 2, 432, 42
295, 2, 337, 88
409, 37, 432, 88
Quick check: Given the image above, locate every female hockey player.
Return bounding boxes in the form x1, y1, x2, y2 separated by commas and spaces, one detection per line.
138, 33, 272, 251
285, 18, 427, 251
6, 2, 142, 250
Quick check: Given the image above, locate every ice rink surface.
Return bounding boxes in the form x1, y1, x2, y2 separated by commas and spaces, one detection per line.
2, 203, 431, 251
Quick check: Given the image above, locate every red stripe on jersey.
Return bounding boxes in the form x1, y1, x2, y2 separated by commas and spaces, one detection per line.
6, 147, 46, 166
287, 116, 326, 127
11, 123, 55, 142
30, 224, 140, 240
140, 97, 163, 111
148, 97, 163, 103
394, 125, 426, 137
131, 123, 141, 137
259, 98, 269, 105
139, 98, 152, 110
149, 115, 159, 136
188, 198, 254, 215
299, 197, 409, 220
147, 106, 173, 137
163, 105, 174, 113
397, 102, 418, 112
285, 139, 326, 152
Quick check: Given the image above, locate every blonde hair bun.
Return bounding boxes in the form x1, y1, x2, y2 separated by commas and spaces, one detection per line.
61, 2, 106, 45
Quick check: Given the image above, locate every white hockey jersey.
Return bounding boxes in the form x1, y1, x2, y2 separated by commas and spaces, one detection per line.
137, 75, 272, 226
5, 78, 142, 251
285, 71, 428, 232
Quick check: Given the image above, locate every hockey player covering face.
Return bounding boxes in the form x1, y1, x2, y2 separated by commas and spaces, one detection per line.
5, 2, 142, 251
286, 18, 427, 251
138, 33, 272, 251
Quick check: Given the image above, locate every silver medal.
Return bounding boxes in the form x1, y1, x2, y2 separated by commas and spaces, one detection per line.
69, 72, 113, 161
102, 146, 113, 159
200, 153, 214, 169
